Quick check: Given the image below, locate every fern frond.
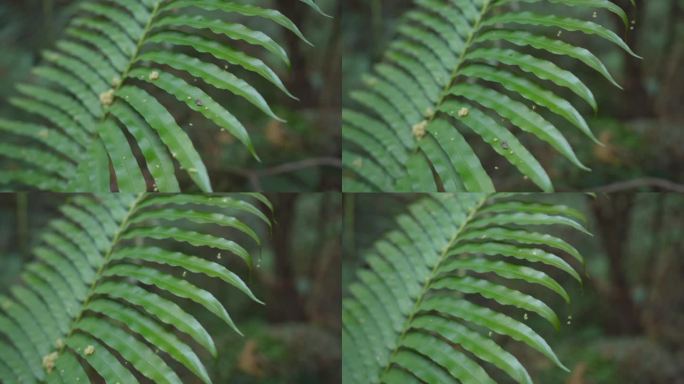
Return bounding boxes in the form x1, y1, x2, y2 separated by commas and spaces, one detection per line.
0, 193, 270, 383
0, 0, 327, 192
342, 0, 638, 192
342, 193, 587, 383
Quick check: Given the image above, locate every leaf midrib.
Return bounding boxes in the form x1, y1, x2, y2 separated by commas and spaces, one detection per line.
378, 195, 489, 381
107, 1, 163, 104
396, 1, 493, 191
53, 194, 145, 359
77, 1, 164, 188
424, 0, 493, 128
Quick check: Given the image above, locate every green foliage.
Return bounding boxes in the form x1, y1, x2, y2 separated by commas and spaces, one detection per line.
342, 0, 638, 192
0, 0, 327, 192
0, 193, 271, 384
342, 193, 587, 383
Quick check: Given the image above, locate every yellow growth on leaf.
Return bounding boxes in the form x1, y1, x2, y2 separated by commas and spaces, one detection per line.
149, 71, 160, 81
412, 120, 427, 140
458, 107, 469, 118
424, 107, 435, 119
42, 352, 58, 373
99, 89, 115, 106
84, 345, 95, 356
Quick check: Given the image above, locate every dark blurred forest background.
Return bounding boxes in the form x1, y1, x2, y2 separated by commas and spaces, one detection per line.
0, 193, 342, 384
343, 0, 684, 192
343, 193, 684, 384
0, 0, 341, 192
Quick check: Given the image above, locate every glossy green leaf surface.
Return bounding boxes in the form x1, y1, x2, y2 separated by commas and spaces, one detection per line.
0, 0, 327, 191
0, 193, 270, 383
342, 194, 586, 383
342, 0, 637, 191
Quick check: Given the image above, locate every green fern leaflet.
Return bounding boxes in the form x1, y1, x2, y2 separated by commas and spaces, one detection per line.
342, 0, 639, 192
0, 0, 327, 192
0, 193, 271, 383
343, 194, 587, 383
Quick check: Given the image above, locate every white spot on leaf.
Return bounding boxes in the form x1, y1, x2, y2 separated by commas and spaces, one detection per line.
412, 120, 427, 140
42, 352, 59, 373
84, 345, 95, 356
99, 89, 115, 106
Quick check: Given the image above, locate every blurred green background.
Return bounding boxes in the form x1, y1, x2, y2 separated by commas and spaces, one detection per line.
0, 0, 341, 192
343, 0, 684, 192
0, 193, 342, 383
343, 193, 684, 384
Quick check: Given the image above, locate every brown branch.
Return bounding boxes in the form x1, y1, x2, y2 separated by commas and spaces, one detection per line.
590, 194, 643, 334
255, 157, 341, 177
590, 178, 684, 193
222, 157, 342, 191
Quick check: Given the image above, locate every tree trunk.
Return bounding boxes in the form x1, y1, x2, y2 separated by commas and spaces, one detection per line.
276, 0, 315, 106
615, 0, 656, 118
268, 194, 307, 322
591, 194, 643, 334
